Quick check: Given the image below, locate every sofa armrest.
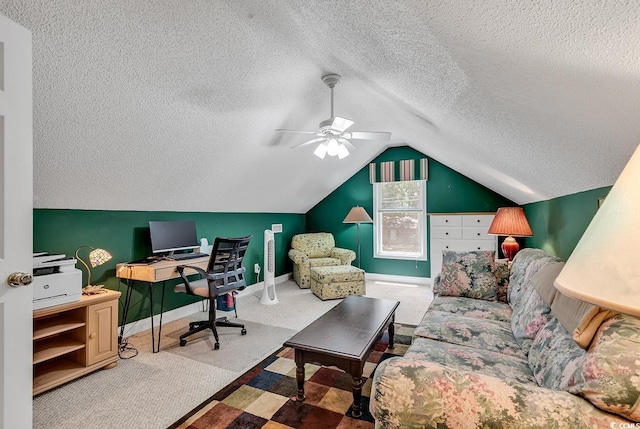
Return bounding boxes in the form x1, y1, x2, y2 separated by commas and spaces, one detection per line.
370, 358, 625, 429
288, 248, 309, 266
330, 247, 356, 265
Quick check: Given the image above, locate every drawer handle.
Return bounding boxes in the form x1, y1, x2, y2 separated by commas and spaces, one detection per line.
477, 233, 480, 236
445, 232, 449, 235
477, 247, 481, 250
445, 219, 449, 223
89, 332, 97, 339
445, 246, 449, 249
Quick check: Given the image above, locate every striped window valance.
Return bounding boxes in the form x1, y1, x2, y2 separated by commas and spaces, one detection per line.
369, 158, 428, 183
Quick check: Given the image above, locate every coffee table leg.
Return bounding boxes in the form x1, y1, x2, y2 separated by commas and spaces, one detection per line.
388, 313, 395, 349
293, 349, 306, 402
351, 376, 363, 417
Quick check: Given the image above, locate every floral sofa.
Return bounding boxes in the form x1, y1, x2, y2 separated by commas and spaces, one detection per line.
370, 248, 640, 428
288, 232, 356, 288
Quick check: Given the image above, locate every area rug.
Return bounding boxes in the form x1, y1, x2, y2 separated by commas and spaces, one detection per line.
168, 324, 414, 429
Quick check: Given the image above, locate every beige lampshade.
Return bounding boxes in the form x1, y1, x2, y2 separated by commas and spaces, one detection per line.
343, 206, 373, 224
554, 144, 640, 316
487, 207, 533, 236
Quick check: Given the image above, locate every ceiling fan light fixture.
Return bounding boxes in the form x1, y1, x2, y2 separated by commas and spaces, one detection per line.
337, 143, 349, 159
313, 143, 327, 159
326, 138, 340, 156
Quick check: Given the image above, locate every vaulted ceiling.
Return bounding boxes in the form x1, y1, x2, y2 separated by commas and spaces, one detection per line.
2, 1, 638, 214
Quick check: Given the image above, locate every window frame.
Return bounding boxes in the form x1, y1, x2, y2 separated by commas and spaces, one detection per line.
373, 180, 427, 261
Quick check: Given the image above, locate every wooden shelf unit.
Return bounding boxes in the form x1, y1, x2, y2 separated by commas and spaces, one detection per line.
32, 289, 120, 395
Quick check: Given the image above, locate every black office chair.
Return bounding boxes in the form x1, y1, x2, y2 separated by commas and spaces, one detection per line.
174, 236, 252, 350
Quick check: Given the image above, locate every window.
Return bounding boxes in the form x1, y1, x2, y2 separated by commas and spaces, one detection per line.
373, 180, 427, 260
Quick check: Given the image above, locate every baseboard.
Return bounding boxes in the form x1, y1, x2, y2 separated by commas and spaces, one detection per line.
118, 272, 293, 338
364, 272, 431, 285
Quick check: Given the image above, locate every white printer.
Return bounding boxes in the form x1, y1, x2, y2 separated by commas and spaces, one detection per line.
33, 253, 83, 310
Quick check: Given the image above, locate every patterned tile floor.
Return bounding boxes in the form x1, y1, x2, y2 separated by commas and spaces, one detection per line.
171, 325, 414, 429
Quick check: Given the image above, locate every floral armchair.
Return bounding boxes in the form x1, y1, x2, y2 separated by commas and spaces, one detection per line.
288, 232, 355, 288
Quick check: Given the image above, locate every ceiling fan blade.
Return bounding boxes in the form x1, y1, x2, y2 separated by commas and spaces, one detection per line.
346, 131, 392, 141
330, 117, 355, 133
338, 137, 356, 150
291, 137, 326, 149
275, 129, 320, 135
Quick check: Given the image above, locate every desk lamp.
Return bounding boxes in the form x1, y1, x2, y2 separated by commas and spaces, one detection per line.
487, 207, 533, 262
343, 206, 373, 268
554, 144, 640, 316
75, 246, 112, 291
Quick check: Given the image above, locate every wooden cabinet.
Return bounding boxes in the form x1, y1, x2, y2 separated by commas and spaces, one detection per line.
429, 213, 497, 277
33, 290, 120, 395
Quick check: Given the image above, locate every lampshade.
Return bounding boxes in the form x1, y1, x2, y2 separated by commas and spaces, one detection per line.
554, 144, 640, 316
487, 207, 533, 237
343, 206, 373, 224
88, 248, 112, 267
488, 207, 533, 261
75, 246, 113, 288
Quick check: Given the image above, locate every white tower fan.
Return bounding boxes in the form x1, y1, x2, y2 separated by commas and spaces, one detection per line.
260, 229, 279, 305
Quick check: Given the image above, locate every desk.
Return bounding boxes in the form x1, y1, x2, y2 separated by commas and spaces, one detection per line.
116, 257, 209, 352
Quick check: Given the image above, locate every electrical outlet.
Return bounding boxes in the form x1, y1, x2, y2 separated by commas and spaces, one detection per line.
254, 263, 261, 273
271, 224, 283, 233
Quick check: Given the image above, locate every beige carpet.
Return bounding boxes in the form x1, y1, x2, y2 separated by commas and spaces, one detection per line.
33, 278, 432, 429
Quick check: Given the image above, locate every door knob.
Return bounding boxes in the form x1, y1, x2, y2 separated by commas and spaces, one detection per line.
8, 272, 33, 287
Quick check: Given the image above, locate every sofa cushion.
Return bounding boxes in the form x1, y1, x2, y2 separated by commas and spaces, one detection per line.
528, 317, 587, 391
405, 337, 535, 384
550, 289, 617, 349
565, 314, 640, 421
308, 257, 341, 268
428, 296, 512, 323
509, 262, 563, 355
434, 250, 498, 301
414, 310, 525, 359
508, 248, 562, 308
531, 261, 565, 306
494, 259, 510, 303
511, 286, 554, 356
370, 358, 631, 429
291, 232, 335, 258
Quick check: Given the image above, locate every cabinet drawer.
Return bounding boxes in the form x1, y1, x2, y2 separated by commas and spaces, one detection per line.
462, 227, 493, 240
430, 215, 462, 227
433, 239, 495, 253
431, 228, 462, 240
462, 215, 494, 227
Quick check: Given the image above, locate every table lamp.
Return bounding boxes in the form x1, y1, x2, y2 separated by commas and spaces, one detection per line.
487, 207, 533, 261
75, 246, 113, 288
554, 143, 640, 316
343, 206, 373, 268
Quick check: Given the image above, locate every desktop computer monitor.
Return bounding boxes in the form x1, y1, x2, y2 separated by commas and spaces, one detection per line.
149, 220, 199, 254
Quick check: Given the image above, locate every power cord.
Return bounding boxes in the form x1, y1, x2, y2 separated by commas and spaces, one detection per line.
116, 269, 139, 359
118, 337, 138, 359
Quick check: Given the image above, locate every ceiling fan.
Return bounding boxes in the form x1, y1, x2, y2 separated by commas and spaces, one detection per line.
276, 74, 391, 159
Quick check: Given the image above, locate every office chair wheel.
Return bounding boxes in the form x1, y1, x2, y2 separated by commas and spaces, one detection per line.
179, 339, 187, 347
214, 342, 220, 350
241, 328, 247, 335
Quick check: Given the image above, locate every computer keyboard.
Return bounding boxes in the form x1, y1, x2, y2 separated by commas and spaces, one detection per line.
166, 252, 209, 261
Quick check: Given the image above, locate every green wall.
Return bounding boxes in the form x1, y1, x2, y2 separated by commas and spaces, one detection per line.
33, 209, 305, 323
306, 146, 514, 277
523, 186, 611, 260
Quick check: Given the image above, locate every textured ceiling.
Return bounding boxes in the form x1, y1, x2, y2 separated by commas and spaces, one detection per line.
1, 1, 639, 213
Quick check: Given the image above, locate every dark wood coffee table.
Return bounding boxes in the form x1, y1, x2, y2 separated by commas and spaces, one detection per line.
283, 295, 400, 417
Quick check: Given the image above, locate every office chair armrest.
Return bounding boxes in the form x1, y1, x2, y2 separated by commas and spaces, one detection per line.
176, 265, 210, 295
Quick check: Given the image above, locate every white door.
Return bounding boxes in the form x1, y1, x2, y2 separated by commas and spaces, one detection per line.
0, 13, 33, 429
